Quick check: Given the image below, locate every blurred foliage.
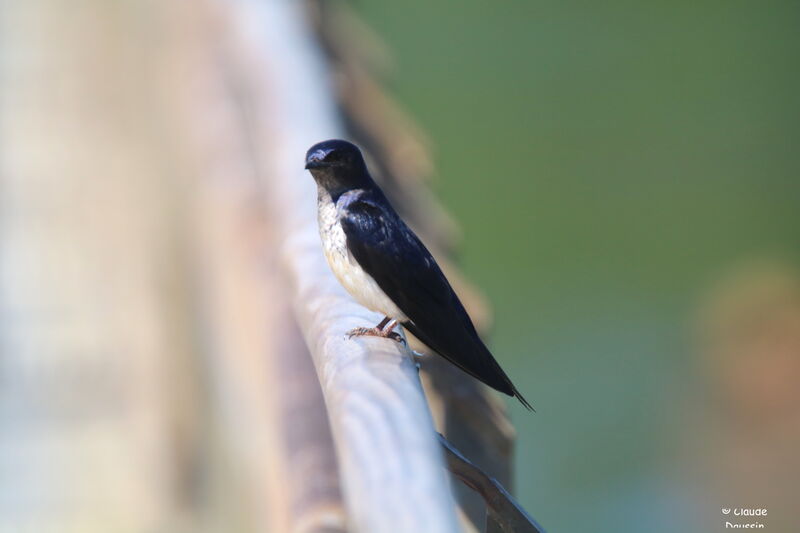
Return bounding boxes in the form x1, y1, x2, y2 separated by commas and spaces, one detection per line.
356, 1, 800, 531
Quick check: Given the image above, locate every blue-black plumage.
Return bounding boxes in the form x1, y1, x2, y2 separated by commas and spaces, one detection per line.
305, 139, 532, 410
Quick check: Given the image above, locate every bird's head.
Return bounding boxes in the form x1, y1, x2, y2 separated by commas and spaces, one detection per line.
305, 139, 371, 194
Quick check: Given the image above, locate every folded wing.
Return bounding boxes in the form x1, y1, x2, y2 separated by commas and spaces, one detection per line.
338, 190, 532, 410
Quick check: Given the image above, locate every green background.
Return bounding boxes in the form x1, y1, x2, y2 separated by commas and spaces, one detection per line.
356, 2, 800, 531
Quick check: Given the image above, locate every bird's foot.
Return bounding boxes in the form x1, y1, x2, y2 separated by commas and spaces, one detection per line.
346, 326, 383, 339
347, 319, 405, 344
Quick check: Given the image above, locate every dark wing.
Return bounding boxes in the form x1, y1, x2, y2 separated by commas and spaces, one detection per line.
338, 191, 532, 410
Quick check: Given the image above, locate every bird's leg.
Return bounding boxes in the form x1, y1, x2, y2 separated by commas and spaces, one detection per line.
347, 317, 404, 343
378, 319, 404, 343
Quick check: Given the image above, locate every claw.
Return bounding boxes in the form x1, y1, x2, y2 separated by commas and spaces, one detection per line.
387, 331, 405, 344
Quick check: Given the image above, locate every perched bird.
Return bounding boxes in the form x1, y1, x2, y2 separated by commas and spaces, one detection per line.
305, 139, 532, 410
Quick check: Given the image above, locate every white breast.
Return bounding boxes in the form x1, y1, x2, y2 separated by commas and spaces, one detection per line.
317, 189, 407, 321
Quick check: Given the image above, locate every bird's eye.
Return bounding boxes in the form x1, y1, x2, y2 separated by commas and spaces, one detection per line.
324, 150, 341, 162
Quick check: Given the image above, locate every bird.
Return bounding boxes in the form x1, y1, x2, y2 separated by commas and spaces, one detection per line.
305, 139, 532, 410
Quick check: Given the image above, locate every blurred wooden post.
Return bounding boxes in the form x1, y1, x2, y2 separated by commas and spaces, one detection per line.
0, 1, 198, 530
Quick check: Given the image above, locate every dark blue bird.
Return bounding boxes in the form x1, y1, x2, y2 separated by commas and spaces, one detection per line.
305, 139, 532, 410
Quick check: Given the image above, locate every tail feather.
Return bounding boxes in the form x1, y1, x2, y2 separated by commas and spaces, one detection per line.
403, 321, 534, 411
510, 383, 535, 411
